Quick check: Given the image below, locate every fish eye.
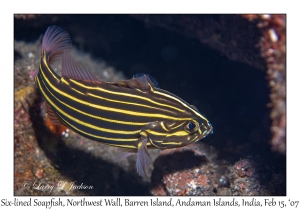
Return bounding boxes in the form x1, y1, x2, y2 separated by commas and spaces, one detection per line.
188, 122, 196, 130
185, 121, 199, 133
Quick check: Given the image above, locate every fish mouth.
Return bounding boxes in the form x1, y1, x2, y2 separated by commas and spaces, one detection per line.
200, 122, 213, 138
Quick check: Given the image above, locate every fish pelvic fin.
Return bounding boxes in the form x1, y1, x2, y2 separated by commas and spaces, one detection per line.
113, 136, 152, 177
136, 136, 152, 177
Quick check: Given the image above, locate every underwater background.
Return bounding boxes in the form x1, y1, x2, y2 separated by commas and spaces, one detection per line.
14, 14, 286, 195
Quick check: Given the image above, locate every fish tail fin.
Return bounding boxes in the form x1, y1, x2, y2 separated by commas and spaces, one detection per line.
42, 25, 72, 64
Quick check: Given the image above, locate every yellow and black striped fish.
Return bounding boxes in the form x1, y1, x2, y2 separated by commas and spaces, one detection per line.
35, 25, 213, 176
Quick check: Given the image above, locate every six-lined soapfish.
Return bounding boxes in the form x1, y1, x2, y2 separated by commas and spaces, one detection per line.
35, 25, 213, 176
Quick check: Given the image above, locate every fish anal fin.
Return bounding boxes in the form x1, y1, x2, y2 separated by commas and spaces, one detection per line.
62, 50, 103, 84
136, 136, 152, 177
45, 102, 63, 125
113, 147, 136, 162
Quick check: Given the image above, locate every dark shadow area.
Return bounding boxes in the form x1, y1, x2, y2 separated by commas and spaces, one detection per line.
28, 90, 151, 195
153, 151, 208, 174
14, 50, 22, 62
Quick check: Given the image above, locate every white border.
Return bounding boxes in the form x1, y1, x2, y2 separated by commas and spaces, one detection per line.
2, 0, 297, 209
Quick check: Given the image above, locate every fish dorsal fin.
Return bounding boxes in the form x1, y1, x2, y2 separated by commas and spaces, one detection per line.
62, 50, 102, 84
190, 105, 199, 112
45, 102, 63, 125
110, 74, 158, 91
133, 73, 160, 88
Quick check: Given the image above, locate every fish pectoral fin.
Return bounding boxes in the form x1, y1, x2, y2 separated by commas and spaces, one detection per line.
62, 50, 103, 84
136, 136, 152, 177
45, 102, 63, 126
113, 147, 136, 162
